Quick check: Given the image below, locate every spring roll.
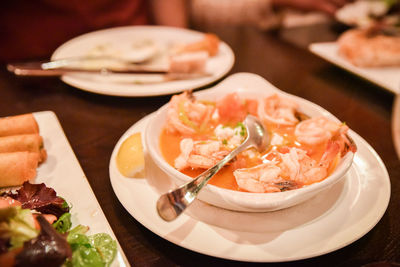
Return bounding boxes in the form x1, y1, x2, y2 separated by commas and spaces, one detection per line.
0, 152, 39, 187
0, 134, 47, 163
0, 114, 39, 137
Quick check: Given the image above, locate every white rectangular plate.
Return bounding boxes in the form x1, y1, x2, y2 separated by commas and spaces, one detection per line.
33, 111, 129, 267
309, 42, 400, 94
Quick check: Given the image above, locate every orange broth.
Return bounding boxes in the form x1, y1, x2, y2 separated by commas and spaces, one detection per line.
159, 120, 331, 192
160, 128, 242, 190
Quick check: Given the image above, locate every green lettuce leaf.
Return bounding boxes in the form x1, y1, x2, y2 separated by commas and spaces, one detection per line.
66, 245, 105, 267
67, 224, 89, 239
66, 227, 117, 267
89, 233, 117, 266
53, 212, 72, 234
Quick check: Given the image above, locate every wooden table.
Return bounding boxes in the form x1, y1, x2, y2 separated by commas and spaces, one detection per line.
1, 24, 398, 266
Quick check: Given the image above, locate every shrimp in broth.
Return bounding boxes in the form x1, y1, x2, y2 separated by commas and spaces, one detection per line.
160, 92, 356, 193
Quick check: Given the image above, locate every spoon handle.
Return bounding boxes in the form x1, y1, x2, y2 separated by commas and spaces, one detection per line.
156, 137, 252, 221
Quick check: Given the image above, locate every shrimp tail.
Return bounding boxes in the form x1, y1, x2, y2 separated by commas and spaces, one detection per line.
319, 140, 341, 168
332, 125, 357, 154
342, 133, 357, 153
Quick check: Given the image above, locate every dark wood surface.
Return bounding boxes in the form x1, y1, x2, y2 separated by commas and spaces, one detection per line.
1, 24, 399, 267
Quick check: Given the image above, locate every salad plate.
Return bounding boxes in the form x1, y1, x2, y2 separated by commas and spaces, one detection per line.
51, 26, 235, 97
309, 42, 400, 94
33, 111, 129, 266
109, 74, 390, 262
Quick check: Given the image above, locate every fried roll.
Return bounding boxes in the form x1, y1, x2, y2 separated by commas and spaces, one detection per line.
0, 114, 39, 137
0, 134, 47, 163
0, 152, 39, 187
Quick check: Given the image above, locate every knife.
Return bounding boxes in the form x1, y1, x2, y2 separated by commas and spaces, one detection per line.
7, 58, 170, 76
7, 55, 212, 83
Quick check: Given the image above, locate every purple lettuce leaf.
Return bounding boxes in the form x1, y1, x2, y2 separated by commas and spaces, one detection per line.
15, 215, 71, 267
5, 182, 69, 218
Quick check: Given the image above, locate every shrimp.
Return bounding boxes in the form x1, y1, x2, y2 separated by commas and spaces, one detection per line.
279, 147, 306, 180
166, 91, 214, 135
332, 124, 357, 154
174, 138, 194, 170
258, 94, 299, 126
233, 143, 343, 192
302, 138, 345, 184
279, 147, 324, 184
300, 124, 356, 182
234, 161, 284, 193
280, 135, 350, 184
294, 116, 343, 145
174, 139, 229, 170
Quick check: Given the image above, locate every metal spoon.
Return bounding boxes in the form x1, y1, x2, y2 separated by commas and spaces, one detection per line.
156, 115, 270, 221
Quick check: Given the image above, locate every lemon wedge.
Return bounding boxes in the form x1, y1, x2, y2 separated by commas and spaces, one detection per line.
116, 133, 145, 177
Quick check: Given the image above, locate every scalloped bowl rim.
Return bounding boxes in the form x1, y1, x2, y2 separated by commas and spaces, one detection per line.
145, 72, 355, 212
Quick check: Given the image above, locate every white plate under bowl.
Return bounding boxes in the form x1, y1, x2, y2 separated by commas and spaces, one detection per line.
109, 113, 390, 262
309, 42, 400, 94
33, 111, 129, 266
145, 73, 355, 212
51, 26, 234, 97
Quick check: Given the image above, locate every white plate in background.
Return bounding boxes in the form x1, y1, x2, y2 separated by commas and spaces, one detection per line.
52, 26, 235, 97
34, 111, 129, 267
109, 100, 390, 262
309, 42, 400, 94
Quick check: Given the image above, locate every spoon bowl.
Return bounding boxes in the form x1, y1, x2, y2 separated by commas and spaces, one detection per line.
156, 115, 269, 221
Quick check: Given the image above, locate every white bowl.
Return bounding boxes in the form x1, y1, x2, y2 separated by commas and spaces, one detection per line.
145, 73, 355, 212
